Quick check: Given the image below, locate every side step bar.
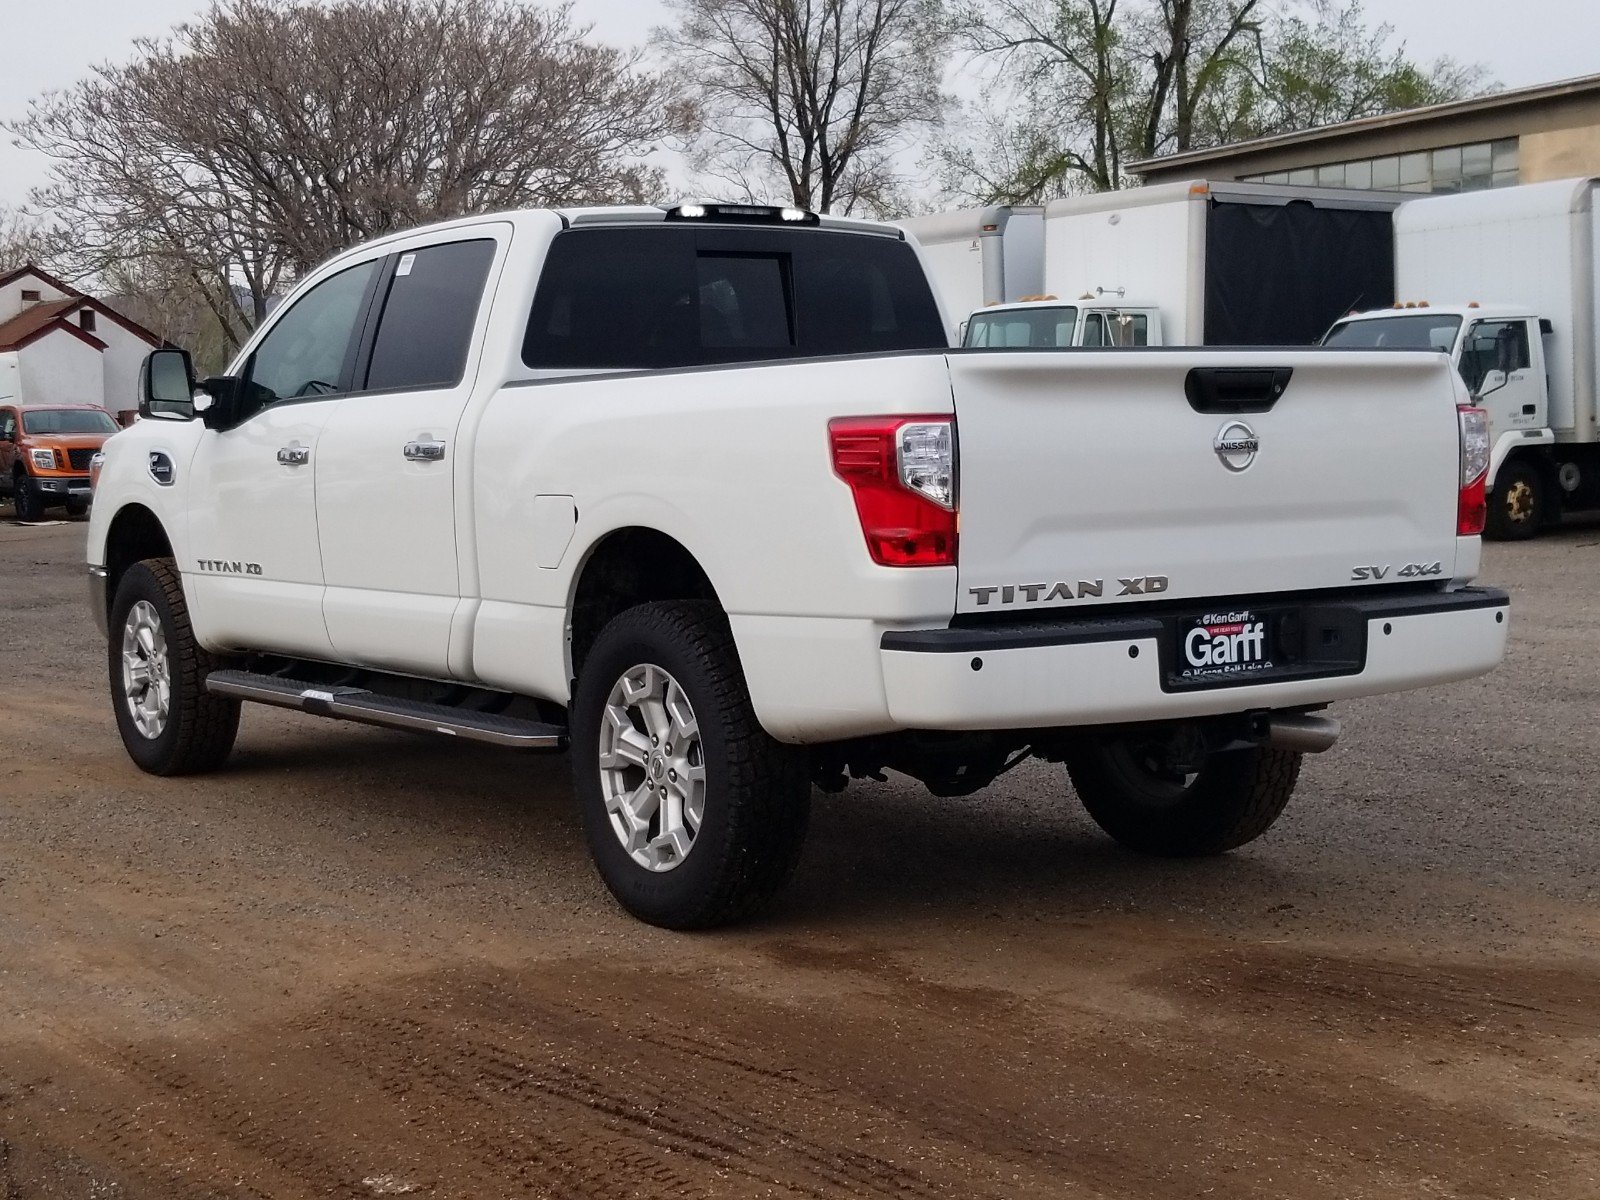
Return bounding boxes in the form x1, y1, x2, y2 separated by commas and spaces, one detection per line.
206, 669, 568, 750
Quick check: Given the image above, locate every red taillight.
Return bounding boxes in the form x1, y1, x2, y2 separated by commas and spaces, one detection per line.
829, 415, 957, 567
1458, 472, 1487, 536
1457, 404, 1490, 536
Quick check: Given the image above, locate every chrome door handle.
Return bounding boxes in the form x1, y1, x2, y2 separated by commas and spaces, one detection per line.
403, 440, 447, 462
277, 446, 310, 466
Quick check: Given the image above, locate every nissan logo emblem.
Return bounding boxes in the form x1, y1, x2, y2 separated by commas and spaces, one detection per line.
1213, 421, 1259, 472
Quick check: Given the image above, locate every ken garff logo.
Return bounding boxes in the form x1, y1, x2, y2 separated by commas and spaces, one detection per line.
1213, 421, 1260, 472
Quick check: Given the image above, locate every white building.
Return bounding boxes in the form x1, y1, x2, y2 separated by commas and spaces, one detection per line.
0, 265, 165, 425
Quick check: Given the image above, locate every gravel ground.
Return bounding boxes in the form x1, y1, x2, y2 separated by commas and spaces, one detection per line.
0, 506, 1596, 1198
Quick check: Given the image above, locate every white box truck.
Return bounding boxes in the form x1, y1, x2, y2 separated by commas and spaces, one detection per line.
897, 206, 1044, 337
1042, 180, 1404, 346
1322, 177, 1600, 539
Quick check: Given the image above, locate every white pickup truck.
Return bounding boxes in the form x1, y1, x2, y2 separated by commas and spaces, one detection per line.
88, 202, 1510, 928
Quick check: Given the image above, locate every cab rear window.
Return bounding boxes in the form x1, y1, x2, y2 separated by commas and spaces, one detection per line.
523, 226, 945, 370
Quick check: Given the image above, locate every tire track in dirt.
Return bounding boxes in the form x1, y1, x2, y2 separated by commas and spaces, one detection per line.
7, 948, 1596, 1200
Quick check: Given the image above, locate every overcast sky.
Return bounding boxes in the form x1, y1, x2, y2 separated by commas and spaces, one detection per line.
2, 0, 1598, 211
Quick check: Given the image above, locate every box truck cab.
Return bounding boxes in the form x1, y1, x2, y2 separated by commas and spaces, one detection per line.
961, 296, 1165, 348
1322, 178, 1600, 539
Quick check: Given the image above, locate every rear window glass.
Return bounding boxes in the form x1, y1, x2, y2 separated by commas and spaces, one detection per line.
523, 226, 945, 369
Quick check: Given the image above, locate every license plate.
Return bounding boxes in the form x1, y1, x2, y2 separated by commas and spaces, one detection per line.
1175, 609, 1275, 684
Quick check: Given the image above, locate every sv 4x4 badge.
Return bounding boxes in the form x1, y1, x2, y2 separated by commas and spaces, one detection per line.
1351, 561, 1443, 581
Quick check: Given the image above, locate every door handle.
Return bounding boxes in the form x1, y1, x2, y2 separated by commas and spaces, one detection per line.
403, 440, 447, 462
277, 446, 310, 466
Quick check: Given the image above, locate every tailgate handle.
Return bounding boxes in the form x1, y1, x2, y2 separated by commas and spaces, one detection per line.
1184, 367, 1293, 414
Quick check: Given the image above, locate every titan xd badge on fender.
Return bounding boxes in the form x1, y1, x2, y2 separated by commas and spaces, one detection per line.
1213, 421, 1259, 472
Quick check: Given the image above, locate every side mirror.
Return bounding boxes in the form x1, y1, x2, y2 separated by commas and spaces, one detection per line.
140, 349, 199, 420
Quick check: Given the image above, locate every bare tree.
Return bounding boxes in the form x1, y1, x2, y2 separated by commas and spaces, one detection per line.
939, 0, 1482, 203
9, 0, 687, 351
0, 208, 48, 271
656, 0, 948, 216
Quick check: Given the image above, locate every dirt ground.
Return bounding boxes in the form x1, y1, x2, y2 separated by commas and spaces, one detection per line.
0, 507, 1597, 1199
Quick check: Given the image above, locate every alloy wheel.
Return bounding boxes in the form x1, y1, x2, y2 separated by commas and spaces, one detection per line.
597, 663, 707, 872
120, 600, 171, 739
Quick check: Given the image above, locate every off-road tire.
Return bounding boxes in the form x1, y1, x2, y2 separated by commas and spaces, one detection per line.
109, 559, 240, 775
12, 471, 44, 522
1066, 741, 1302, 856
65, 496, 89, 517
572, 600, 810, 929
1485, 458, 1546, 541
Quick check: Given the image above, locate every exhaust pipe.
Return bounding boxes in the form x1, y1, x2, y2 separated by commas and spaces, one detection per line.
1266, 713, 1341, 754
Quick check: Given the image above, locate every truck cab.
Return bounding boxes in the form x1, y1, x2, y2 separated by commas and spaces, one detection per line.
1322, 305, 1557, 537
961, 297, 1164, 349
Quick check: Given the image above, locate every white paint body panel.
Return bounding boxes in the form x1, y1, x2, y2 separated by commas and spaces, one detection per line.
186, 401, 335, 657
87, 204, 1508, 746
949, 349, 1468, 616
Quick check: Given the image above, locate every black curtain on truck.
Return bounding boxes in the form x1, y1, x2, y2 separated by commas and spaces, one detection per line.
1204, 200, 1395, 346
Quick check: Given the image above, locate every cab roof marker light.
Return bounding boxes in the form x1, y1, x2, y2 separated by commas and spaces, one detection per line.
664, 202, 821, 226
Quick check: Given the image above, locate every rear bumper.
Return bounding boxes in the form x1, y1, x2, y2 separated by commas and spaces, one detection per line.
878, 587, 1510, 731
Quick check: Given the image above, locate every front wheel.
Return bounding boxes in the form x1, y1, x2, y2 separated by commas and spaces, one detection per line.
1065, 732, 1301, 856
571, 600, 810, 929
12, 471, 44, 522
109, 559, 240, 775
1485, 459, 1546, 541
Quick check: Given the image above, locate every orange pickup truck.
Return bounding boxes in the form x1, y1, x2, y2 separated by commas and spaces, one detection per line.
1, 403, 118, 522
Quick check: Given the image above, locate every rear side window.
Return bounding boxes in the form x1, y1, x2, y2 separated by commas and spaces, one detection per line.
365, 239, 497, 391
523, 226, 944, 370
1081, 312, 1150, 347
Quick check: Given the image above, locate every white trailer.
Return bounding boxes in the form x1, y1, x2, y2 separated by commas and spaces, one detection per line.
1043, 180, 1405, 346
1323, 177, 1600, 538
897, 206, 1044, 337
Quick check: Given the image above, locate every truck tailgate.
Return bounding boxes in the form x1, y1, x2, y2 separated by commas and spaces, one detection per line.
949, 349, 1465, 615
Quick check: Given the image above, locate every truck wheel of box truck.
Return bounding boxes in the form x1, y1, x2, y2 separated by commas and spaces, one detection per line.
1484, 457, 1547, 542
109, 559, 241, 776
571, 599, 811, 930
1064, 734, 1302, 857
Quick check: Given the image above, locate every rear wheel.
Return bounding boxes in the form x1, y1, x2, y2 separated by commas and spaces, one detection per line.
571, 600, 810, 929
1485, 459, 1546, 541
1065, 730, 1301, 856
109, 559, 240, 775
12, 470, 44, 522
